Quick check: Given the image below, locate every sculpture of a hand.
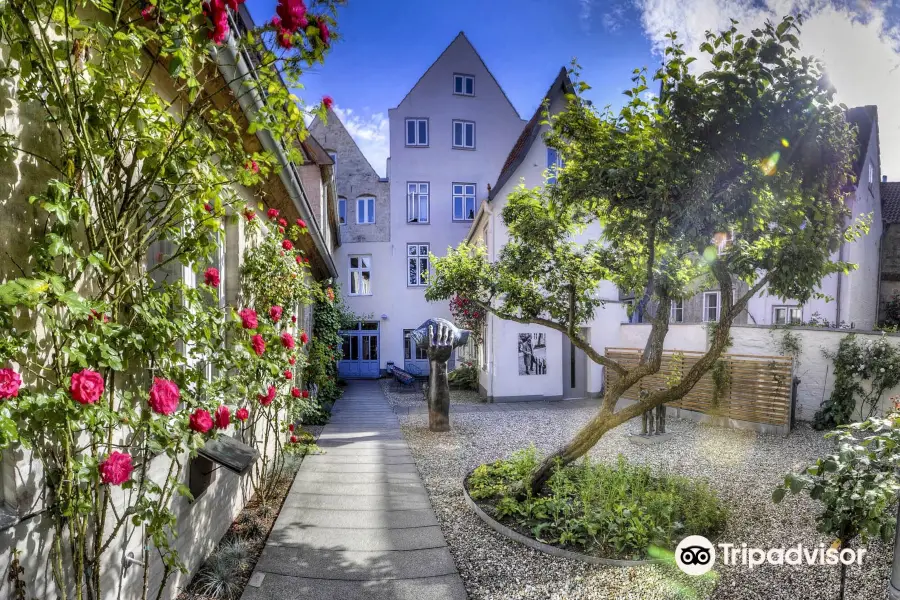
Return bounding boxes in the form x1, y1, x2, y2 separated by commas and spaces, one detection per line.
424, 322, 455, 362
411, 318, 471, 432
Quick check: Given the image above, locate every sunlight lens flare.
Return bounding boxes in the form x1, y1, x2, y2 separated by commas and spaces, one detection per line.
760, 151, 781, 176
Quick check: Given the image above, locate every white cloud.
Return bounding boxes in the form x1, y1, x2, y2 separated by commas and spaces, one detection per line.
636, 0, 900, 177
603, 3, 629, 32
333, 106, 390, 177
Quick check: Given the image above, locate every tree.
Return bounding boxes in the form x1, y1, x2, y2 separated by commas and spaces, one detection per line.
427, 15, 865, 495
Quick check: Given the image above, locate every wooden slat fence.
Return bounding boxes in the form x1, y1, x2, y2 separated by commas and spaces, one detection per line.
605, 348, 793, 427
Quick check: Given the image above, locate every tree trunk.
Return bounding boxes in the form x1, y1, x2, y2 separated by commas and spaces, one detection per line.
427, 358, 450, 432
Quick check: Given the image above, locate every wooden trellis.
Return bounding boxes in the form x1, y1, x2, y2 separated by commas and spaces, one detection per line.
605, 348, 794, 427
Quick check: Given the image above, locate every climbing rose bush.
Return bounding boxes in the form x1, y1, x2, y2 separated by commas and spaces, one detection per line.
0, 369, 22, 399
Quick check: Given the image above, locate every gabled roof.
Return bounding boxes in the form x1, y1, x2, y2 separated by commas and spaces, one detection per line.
309, 108, 383, 180
846, 105, 878, 179
488, 67, 573, 201
299, 132, 334, 166
882, 182, 900, 223
393, 32, 520, 119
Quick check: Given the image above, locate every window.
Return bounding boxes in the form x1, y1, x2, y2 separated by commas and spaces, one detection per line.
452, 183, 477, 221
356, 197, 375, 224
703, 292, 720, 322
404, 329, 428, 360
454, 74, 474, 96
773, 306, 801, 325
348, 255, 372, 295
452, 120, 475, 149
407, 243, 429, 286
714, 231, 734, 255
547, 147, 564, 184
407, 182, 429, 223
670, 300, 684, 323
406, 118, 428, 146
338, 198, 346, 226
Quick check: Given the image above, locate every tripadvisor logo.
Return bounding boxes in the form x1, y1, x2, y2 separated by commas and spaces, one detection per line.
674, 535, 867, 576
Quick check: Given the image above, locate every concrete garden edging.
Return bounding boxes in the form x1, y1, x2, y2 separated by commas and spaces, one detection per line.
461, 475, 666, 568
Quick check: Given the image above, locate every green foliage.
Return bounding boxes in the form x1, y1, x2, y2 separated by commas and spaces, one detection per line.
881, 294, 900, 329
710, 360, 730, 409
774, 412, 900, 546
814, 334, 900, 428
303, 282, 356, 421
773, 328, 803, 367
0, 0, 340, 597
448, 360, 478, 390
468, 450, 726, 559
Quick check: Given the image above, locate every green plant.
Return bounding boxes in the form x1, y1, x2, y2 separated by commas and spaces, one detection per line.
773, 328, 803, 368
448, 360, 478, 390
194, 541, 248, 600
774, 411, 900, 598
710, 359, 730, 410
882, 294, 900, 328
427, 15, 863, 495
814, 334, 900, 428
468, 452, 726, 559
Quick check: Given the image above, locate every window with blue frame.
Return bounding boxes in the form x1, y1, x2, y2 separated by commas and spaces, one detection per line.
547, 147, 564, 184
338, 198, 346, 225
356, 197, 375, 224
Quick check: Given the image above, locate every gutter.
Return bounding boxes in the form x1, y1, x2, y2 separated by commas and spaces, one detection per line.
212, 28, 338, 279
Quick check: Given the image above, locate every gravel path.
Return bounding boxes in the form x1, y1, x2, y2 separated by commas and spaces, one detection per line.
380, 378, 485, 410
398, 407, 892, 600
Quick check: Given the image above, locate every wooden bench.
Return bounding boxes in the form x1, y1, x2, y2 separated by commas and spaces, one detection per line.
390, 366, 419, 393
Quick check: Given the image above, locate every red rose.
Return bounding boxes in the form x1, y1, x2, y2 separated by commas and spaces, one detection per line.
270, 306, 283, 322
291, 315, 297, 324
297, 218, 307, 229
258, 385, 276, 406
282, 239, 293, 251
301, 389, 310, 398
278, 218, 287, 227
141, 5, 155, 21
239, 308, 258, 330
288, 423, 295, 432
244, 210, 256, 221
275, 0, 307, 33
290, 434, 298, 444
284, 370, 293, 380
235, 407, 249, 421
71, 369, 104, 405
0, 368, 22, 399
300, 332, 309, 345
322, 95, 333, 111
267, 208, 279, 220
204, 267, 220, 287
289, 357, 296, 366
291, 387, 301, 398
214, 405, 231, 429
148, 378, 180, 415
245, 159, 259, 174
250, 334, 266, 357
295, 255, 302, 265
189, 408, 213, 433
203, 203, 213, 213
281, 332, 295, 349
99, 451, 133, 486
318, 18, 330, 46
279, 227, 285, 234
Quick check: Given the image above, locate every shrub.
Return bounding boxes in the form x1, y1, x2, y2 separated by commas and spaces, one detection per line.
467, 451, 727, 559
448, 360, 479, 390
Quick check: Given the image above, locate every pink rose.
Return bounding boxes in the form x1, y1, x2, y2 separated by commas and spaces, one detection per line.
239, 308, 258, 330
281, 332, 295, 349
281, 239, 293, 251
204, 267, 220, 287
0, 368, 22, 399
189, 408, 213, 433
284, 370, 292, 380
322, 95, 333, 111
269, 306, 283, 322
258, 385, 276, 406
71, 369, 104, 405
278, 218, 287, 227
300, 332, 308, 345
99, 451, 133, 486
267, 208, 279, 220
148, 378, 180, 415
214, 405, 231, 429
235, 407, 249, 421
289, 357, 296, 366
318, 18, 330, 46
251, 334, 266, 357
245, 159, 259, 174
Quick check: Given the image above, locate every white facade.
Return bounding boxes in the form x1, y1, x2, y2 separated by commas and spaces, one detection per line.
333, 32, 524, 375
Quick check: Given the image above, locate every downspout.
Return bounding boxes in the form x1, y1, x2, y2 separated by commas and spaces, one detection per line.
836, 240, 844, 327
212, 29, 338, 278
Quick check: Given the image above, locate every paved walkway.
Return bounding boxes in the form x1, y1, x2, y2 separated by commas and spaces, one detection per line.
242, 380, 467, 600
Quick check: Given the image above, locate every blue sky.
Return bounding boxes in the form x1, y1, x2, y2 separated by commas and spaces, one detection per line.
245, 0, 900, 178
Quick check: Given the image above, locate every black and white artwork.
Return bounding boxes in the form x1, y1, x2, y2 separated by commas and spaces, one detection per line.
518, 333, 547, 375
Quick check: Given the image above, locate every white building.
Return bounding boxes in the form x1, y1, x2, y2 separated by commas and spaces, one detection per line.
324, 32, 524, 378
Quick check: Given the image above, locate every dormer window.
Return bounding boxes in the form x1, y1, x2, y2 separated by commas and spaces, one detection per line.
454, 74, 474, 96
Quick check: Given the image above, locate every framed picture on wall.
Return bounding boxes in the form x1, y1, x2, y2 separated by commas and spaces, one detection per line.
518, 332, 547, 375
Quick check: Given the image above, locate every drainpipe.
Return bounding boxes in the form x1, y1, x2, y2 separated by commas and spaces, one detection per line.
889, 505, 900, 600
835, 240, 844, 327
212, 26, 338, 278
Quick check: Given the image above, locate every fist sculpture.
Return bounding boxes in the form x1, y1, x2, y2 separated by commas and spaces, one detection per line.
412, 318, 470, 432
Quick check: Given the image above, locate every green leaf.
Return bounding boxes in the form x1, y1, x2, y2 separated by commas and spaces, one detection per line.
772, 487, 786, 503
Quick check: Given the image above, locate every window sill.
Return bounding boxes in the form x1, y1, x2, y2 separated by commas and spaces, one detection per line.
406, 221, 430, 225
349, 294, 373, 297
405, 145, 429, 148
452, 219, 475, 223
452, 146, 476, 151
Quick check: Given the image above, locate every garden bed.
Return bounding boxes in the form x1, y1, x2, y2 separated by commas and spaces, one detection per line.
398, 407, 891, 600
177, 426, 323, 600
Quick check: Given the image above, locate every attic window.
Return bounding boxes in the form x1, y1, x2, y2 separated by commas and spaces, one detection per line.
454, 74, 474, 96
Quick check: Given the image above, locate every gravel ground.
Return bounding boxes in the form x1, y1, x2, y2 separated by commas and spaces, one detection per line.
398, 408, 892, 600
380, 377, 485, 410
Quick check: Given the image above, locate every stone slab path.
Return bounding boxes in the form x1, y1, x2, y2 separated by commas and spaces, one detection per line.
242, 380, 468, 600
